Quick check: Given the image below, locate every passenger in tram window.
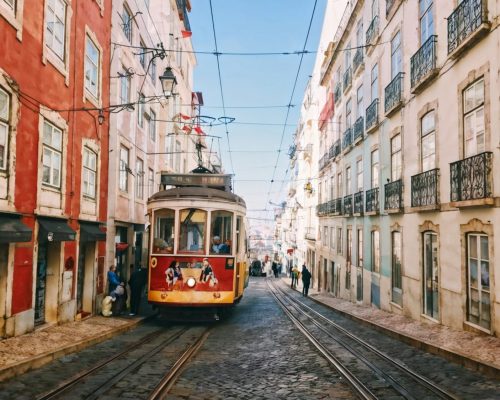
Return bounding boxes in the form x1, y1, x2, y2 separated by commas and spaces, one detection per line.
211, 236, 229, 254
224, 239, 232, 254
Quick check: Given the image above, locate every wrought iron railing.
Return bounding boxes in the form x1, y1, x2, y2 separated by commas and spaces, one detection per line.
384, 72, 404, 113
411, 169, 439, 208
327, 199, 336, 214
342, 127, 353, 150
450, 151, 493, 202
319, 153, 329, 170
334, 82, 342, 104
366, 15, 379, 47
343, 67, 352, 92
353, 116, 364, 142
365, 99, 378, 131
343, 195, 353, 216
411, 35, 437, 89
365, 187, 379, 213
448, 0, 488, 54
329, 139, 341, 160
334, 198, 342, 215
353, 48, 364, 73
384, 179, 403, 211
354, 191, 364, 214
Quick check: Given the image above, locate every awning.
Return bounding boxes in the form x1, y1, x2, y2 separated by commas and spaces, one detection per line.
38, 217, 76, 242
80, 222, 106, 242
116, 242, 129, 252
0, 213, 32, 243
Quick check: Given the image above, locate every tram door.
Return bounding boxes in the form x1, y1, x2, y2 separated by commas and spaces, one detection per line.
35, 243, 48, 324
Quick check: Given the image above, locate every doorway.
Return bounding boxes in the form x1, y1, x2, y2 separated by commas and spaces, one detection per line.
77, 241, 96, 315
423, 232, 439, 319
35, 243, 48, 325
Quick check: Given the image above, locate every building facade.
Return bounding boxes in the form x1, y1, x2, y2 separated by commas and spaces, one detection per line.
0, 0, 111, 336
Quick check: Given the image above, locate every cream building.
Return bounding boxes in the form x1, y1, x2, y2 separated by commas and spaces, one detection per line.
291, 0, 500, 337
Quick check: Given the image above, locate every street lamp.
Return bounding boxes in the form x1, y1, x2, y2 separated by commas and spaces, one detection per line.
159, 67, 177, 97
97, 109, 105, 125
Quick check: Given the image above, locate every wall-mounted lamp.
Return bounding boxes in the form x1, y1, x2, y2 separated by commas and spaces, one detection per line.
97, 109, 105, 125
159, 67, 177, 97
304, 181, 313, 194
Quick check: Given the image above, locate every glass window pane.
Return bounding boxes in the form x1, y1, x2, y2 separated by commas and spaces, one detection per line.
179, 209, 206, 253
480, 261, 489, 289
480, 236, 489, 261
475, 80, 484, 107
469, 288, 480, 319
0, 89, 9, 120
464, 86, 475, 113
469, 258, 478, 288
210, 210, 233, 254
469, 235, 478, 258
52, 127, 62, 150
154, 209, 175, 253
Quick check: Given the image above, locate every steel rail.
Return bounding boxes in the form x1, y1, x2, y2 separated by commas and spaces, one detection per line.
148, 327, 211, 400
267, 281, 377, 400
275, 282, 459, 400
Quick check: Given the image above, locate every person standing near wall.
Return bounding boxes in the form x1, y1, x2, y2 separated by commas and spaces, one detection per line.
107, 266, 120, 294
301, 264, 311, 297
128, 265, 147, 316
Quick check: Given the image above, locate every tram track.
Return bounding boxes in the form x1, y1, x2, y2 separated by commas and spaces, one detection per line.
268, 280, 460, 400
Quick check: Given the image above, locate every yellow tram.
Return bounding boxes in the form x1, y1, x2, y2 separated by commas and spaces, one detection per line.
147, 171, 248, 317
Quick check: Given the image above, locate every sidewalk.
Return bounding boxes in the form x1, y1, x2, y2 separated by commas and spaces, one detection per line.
280, 276, 500, 378
0, 301, 156, 382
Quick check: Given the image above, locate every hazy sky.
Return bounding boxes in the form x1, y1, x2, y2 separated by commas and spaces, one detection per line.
189, 0, 327, 230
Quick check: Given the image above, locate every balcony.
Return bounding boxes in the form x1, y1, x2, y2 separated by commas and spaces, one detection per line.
353, 48, 364, 75
448, 0, 490, 59
319, 153, 329, 171
329, 139, 341, 161
342, 127, 353, 151
411, 169, 440, 209
366, 16, 379, 50
334, 82, 342, 104
354, 191, 364, 215
384, 72, 404, 116
450, 151, 493, 207
353, 116, 364, 143
365, 99, 379, 133
334, 198, 342, 216
411, 35, 438, 93
316, 202, 329, 217
305, 227, 316, 241
343, 67, 352, 93
343, 195, 353, 216
384, 179, 403, 212
365, 187, 379, 214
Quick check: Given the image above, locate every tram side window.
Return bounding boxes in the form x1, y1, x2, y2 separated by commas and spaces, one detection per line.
210, 210, 233, 254
236, 216, 242, 255
179, 208, 206, 253
153, 209, 175, 253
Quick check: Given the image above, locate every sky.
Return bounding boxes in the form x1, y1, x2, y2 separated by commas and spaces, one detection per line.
189, 0, 328, 233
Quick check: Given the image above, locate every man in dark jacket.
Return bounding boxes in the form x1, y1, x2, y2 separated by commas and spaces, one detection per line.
128, 265, 147, 316
301, 264, 311, 297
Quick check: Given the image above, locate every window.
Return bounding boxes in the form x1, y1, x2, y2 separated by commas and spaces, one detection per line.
119, 146, 129, 192
330, 227, 335, 249
371, 64, 378, 101
371, 149, 379, 188
346, 98, 352, 128
122, 5, 132, 42
179, 208, 206, 253
42, 121, 62, 188
135, 157, 144, 199
357, 228, 363, 268
419, 0, 434, 44
337, 172, 343, 198
138, 93, 145, 127
356, 159, 363, 191
346, 228, 352, 289
356, 20, 363, 47
85, 35, 100, 99
423, 231, 439, 319
153, 209, 175, 253
148, 168, 154, 197
323, 226, 328, 245
120, 68, 130, 104
337, 227, 343, 255
356, 85, 363, 118
82, 147, 96, 198
467, 233, 490, 330
0, 87, 10, 170
371, 0, 378, 18
392, 231, 402, 304
45, 0, 67, 60
391, 134, 402, 181
463, 79, 485, 158
371, 230, 380, 273
149, 59, 156, 81
149, 109, 156, 141
346, 166, 352, 195
421, 111, 436, 171
210, 211, 233, 254
139, 39, 146, 69
391, 31, 402, 78
3, 0, 15, 10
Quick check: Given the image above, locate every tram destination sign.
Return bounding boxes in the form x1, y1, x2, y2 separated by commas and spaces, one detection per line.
161, 173, 232, 190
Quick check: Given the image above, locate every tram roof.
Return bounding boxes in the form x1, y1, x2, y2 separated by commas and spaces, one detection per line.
149, 187, 246, 207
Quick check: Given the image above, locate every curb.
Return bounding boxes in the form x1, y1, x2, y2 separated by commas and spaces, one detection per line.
284, 281, 500, 379
0, 313, 157, 383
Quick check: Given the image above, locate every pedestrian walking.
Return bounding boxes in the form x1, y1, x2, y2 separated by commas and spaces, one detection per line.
128, 265, 147, 316
301, 264, 311, 297
272, 261, 278, 278
107, 265, 120, 294
291, 265, 299, 288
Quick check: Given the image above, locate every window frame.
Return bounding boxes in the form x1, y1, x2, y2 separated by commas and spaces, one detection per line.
391, 31, 402, 78
82, 146, 97, 199
135, 157, 144, 199
463, 78, 485, 158
149, 109, 156, 142
0, 86, 10, 171
391, 230, 402, 303
122, 4, 132, 42
45, 0, 67, 62
370, 63, 378, 101
119, 145, 129, 192
41, 120, 63, 189
178, 208, 207, 254
148, 168, 154, 197
356, 158, 363, 192
419, 0, 434, 45
421, 110, 436, 171
391, 134, 402, 181
371, 230, 380, 273
371, 149, 379, 188
84, 33, 101, 102
120, 67, 131, 104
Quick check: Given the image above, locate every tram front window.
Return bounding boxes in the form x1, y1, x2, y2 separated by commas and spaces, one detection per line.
153, 209, 175, 253
210, 210, 233, 255
179, 208, 206, 253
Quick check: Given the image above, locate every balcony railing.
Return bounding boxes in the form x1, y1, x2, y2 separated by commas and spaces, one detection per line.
334, 82, 342, 104
411, 35, 438, 91
334, 198, 342, 215
448, 0, 489, 55
365, 187, 379, 213
327, 199, 336, 214
450, 151, 493, 202
305, 227, 316, 240
353, 116, 364, 142
365, 99, 379, 132
384, 72, 404, 114
411, 168, 439, 208
342, 127, 353, 150
353, 48, 364, 73
319, 153, 329, 170
343, 67, 352, 92
384, 179, 403, 211
354, 191, 364, 214
343, 195, 353, 216
330, 139, 341, 160
366, 15, 379, 47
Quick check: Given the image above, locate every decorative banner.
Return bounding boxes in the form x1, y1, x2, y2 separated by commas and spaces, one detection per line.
181, 30, 192, 38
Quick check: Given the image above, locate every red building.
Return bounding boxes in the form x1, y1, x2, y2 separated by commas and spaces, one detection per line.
0, 0, 111, 336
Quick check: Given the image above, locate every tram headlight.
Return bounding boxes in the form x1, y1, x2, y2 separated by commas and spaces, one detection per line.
186, 277, 196, 288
